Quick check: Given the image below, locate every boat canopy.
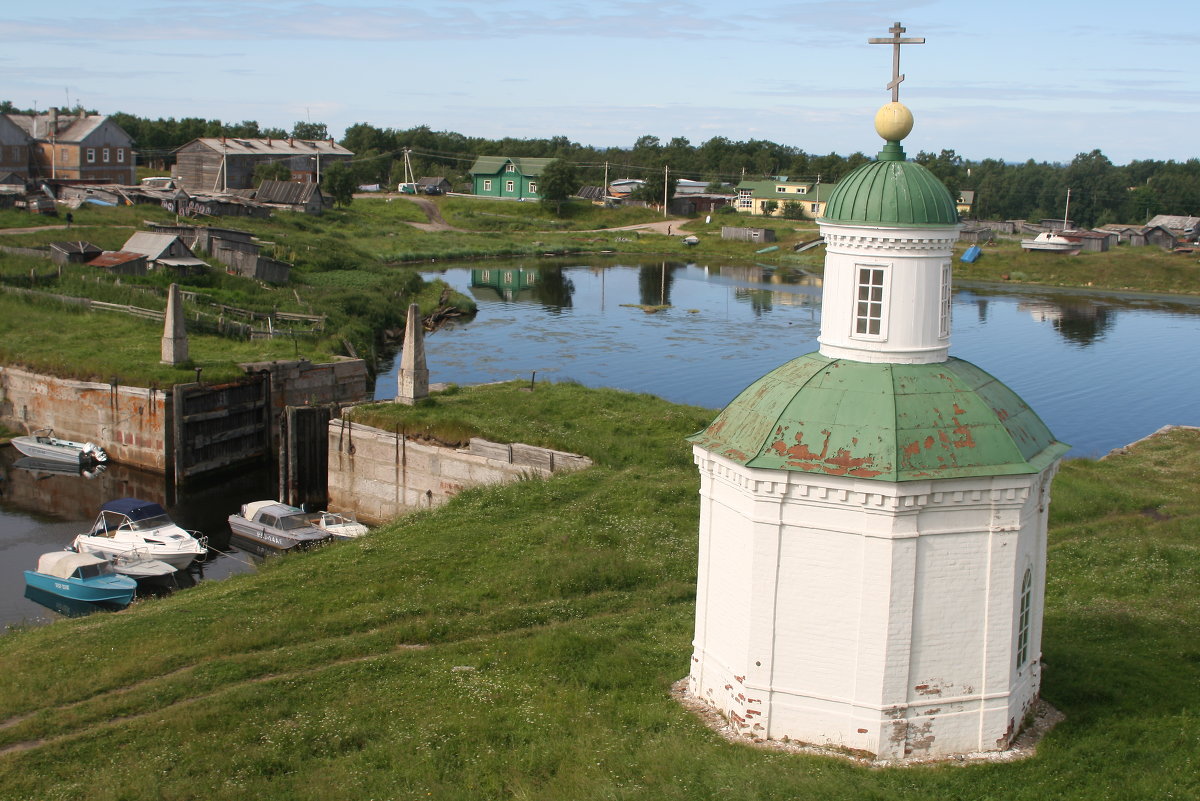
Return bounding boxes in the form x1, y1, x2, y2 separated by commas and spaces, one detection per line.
100, 498, 169, 522
36, 551, 109, 579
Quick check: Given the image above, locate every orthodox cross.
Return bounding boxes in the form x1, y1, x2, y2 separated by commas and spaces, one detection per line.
868, 21, 925, 102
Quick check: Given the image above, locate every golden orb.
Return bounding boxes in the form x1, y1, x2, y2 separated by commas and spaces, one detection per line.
874, 102, 914, 141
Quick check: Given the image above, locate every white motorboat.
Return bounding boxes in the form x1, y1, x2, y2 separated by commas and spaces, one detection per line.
1021, 187, 1080, 254
228, 501, 333, 551
73, 498, 207, 571
10, 429, 107, 465
1020, 231, 1081, 253
314, 510, 369, 539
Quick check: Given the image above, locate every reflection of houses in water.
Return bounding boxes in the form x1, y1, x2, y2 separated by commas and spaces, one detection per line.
1019, 299, 1113, 345
714, 265, 822, 314
470, 267, 540, 302
470, 266, 574, 309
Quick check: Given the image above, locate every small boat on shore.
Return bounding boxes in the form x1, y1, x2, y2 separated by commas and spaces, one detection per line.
11, 429, 107, 465
73, 498, 207, 570
1020, 231, 1081, 254
24, 552, 137, 606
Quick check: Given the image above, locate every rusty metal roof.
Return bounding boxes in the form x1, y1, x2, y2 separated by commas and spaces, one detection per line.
688, 353, 1068, 481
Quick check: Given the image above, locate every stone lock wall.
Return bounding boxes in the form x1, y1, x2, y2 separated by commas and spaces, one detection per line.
0, 365, 170, 471
326, 418, 591, 525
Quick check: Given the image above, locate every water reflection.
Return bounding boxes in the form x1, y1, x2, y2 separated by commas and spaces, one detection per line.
1018, 299, 1114, 346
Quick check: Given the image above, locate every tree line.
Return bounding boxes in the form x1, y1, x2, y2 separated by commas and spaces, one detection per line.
5, 102, 1198, 228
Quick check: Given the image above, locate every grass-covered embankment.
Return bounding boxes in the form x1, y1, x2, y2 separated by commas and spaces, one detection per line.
0, 382, 1196, 800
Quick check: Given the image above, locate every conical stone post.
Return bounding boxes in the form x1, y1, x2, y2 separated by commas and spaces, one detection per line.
396, 303, 429, 404
161, 282, 188, 365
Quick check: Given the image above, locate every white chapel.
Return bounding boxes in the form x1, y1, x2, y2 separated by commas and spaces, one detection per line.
685, 23, 1069, 761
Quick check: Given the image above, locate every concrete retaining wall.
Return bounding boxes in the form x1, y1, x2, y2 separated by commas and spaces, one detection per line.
327, 419, 591, 525
0, 366, 170, 470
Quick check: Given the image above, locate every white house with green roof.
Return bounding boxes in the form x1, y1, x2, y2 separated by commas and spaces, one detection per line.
733, 177, 835, 219
686, 27, 1066, 763
469, 156, 551, 200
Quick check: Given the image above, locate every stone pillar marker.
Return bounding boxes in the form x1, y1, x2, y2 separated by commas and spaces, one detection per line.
161, 282, 188, 365
396, 303, 428, 404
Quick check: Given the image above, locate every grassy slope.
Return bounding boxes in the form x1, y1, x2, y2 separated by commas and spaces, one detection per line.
0, 383, 1196, 801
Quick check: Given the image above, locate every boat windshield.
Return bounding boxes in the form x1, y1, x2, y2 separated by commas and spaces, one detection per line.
125, 514, 174, 531
75, 563, 109, 579
277, 513, 319, 531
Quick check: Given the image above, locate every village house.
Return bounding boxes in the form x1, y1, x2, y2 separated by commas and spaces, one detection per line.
416, 176, 451, 195
955, 189, 974, 215
119, 232, 209, 276
5, 109, 136, 185
171, 137, 353, 193
0, 115, 31, 186
468, 156, 550, 200
732, 177, 834, 219
87, 250, 148, 276
252, 179, 326, 214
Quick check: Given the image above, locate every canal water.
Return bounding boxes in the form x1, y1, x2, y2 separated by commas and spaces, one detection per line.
4, 257, 1198, 630
377, 258, 1200, 459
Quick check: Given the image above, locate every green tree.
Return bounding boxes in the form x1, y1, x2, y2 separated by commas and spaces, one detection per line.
538, 158, 579, 216
781, 201, 806, 220
253, 160, 292, 186
321, 162, 355, 208
291, 121, 330, 141
761, 200, 779, 216
633, 171, 678, 209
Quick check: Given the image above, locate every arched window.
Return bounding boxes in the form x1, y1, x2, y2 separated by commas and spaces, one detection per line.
1016, 568, 1033, 668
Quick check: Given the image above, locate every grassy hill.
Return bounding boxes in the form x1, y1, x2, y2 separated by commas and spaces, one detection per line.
1, 383, 1196, 800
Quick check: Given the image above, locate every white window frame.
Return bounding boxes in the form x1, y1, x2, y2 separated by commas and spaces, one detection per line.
528, 181, 537, 193
810, 203, 819, 213
505, 180, 515, 193
505, 164, 515, 173
939, 262, 952, 338
797, 186, 807, 195
86, 148, 95, 163
483, 179, 492, 191
1016, 568, 1033, 668
776, 186, 788, 193
852, 264, 889, 339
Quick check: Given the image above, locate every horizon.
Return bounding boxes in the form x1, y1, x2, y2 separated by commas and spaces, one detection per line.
4, 0, 1195, 167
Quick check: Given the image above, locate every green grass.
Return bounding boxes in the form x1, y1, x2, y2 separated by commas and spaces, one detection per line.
0, 383, 1196, 800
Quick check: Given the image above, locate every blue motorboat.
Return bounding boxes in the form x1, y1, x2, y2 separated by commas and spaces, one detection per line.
24, 552, 137, 606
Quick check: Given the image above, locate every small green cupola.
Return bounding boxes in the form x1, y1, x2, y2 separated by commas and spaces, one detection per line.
820, 102, 959, 228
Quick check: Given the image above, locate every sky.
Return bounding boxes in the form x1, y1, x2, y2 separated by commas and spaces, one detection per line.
4, 0, 1196, 168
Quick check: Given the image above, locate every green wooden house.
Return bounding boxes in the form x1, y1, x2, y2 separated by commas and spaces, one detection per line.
469, 156, 552, 200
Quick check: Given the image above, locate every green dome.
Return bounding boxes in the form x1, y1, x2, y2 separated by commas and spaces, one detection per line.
688, 353, 1067, 482
821, 142, 959, 227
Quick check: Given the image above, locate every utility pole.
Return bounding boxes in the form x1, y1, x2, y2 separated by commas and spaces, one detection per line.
663, 165, 669, 217
603, 161, 609, 200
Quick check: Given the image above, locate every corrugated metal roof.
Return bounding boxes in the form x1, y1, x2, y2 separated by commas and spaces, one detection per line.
255, 179, 320, 205
688, 353, 1067, 482
184, 137, 353, 156
468, 156, 554, 176
88, 251, 146, 268
122, 232, 185, 259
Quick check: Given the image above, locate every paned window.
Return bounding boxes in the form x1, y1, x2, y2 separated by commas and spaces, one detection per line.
505, 164, 515, 172
483, 179, 492, 191
939, 262, 952, 337
776, 186, 787, 193
86, 148, 96, 163
810, 203, 819, 213
1016, 569, 1033, 668
117, 148, 125, 163
854, 266, 886, 337
505, 180, 515, 193
103, 148, 110, 162
528, 181, 537, 193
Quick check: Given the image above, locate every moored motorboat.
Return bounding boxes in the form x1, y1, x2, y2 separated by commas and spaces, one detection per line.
10, 429, 107, 465
73, 498, 207, 570
24, 551, 137, 606
314, 510, 370, 539
228, 501, 334, 551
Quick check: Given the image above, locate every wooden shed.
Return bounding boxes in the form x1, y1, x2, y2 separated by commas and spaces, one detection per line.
721, 226, 777, 243
49, 241, 102, 265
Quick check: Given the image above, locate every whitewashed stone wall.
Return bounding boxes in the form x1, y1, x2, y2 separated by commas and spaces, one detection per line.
689, 447, 1056, 761
326, 419, 591, 525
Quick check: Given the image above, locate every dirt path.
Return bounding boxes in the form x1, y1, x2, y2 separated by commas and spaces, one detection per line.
366, 194, 462, 231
